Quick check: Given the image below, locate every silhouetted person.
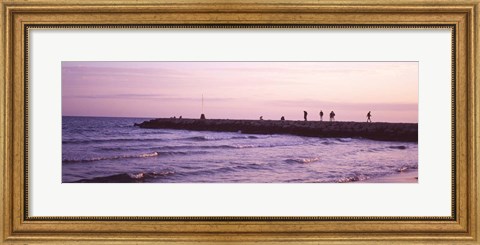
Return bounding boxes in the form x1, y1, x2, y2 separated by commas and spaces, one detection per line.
329, 111, 335, 121
179, 116, 182, 119
173, 116, 176, 119
200, 114, 206, 120
304, 111, 308, 121
319, 110, 324, 121
281, 116, 285, 121
366, 111, 372, 123
260, 116, 263, 120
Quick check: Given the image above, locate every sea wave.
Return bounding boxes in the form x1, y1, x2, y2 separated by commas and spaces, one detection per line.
336, 165, 417, 183
183, 136, 212, 141
362, 145, 409, 153
285, 157, 320, 164
336, 138, 353, 143
62, 150, 207, 164
63, 152, 159, 163
63, 137, 166, 144
336, 175, 370, 183
389, 145, 408, 150
182, 135, 262, 141
64, 134, 269, 145
99, 141, 303, 152
321, 141, 335, 145
234, 162, 272, 170
72, 170, 175, 183
180, 166, 236, 177
396, 164, 418, 172
177, 162, 271, 178
137, 130, 172, 135
200, 142, 303, 149
231, 135, 260, 139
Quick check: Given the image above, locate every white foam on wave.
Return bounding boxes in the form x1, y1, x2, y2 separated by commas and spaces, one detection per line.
285, 157, 320, 164
128, 170, 176, 180
232, 144, 257, 149
299, 157, 320, 164
139, 152, 159, 158
336, 175, 369, 183
63, 151, 160, 163
129, 173, 145, 179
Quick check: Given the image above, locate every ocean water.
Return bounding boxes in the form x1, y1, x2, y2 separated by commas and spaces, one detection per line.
62, 116, 418, 183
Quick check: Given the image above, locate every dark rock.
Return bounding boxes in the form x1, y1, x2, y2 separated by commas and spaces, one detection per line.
135, 118, 418, 142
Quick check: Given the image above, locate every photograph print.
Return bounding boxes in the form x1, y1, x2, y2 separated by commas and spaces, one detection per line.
62, 61, 418, 183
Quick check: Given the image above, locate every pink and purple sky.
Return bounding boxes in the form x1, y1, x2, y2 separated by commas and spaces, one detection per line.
62, 61, 418, 123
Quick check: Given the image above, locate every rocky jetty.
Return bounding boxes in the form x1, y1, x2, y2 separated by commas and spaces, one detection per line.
135, 118, 417, 142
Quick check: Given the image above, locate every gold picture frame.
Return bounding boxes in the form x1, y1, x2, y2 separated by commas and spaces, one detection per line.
1, 0, 479, 243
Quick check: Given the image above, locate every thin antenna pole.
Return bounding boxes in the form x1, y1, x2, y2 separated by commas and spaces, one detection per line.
202, 94, 204, 114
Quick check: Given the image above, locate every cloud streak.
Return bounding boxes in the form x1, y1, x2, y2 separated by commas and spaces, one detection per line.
66, 93, 236, 102
267, 99, 417, 111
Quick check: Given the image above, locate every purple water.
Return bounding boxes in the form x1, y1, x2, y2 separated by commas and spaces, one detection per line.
62, 116, 418, 183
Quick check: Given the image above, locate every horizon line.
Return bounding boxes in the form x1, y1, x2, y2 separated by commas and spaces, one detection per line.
62, 115, 418, 124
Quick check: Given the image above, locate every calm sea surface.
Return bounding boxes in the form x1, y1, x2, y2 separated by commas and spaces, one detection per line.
62, 116, 418, 183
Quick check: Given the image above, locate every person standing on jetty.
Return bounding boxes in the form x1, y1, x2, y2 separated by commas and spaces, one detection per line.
304, 111, 308, 121
319, 110, 324, 121
329, 111, 335, 121
367, 111, 372, 122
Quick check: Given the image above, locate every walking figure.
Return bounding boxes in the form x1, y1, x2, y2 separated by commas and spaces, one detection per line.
260, 116, 263, 120
303, 111, 308, 121
329, 111, 335, 121
319, 110, 324, 121
281, 116, 285, 121
366, 111, 372, 123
